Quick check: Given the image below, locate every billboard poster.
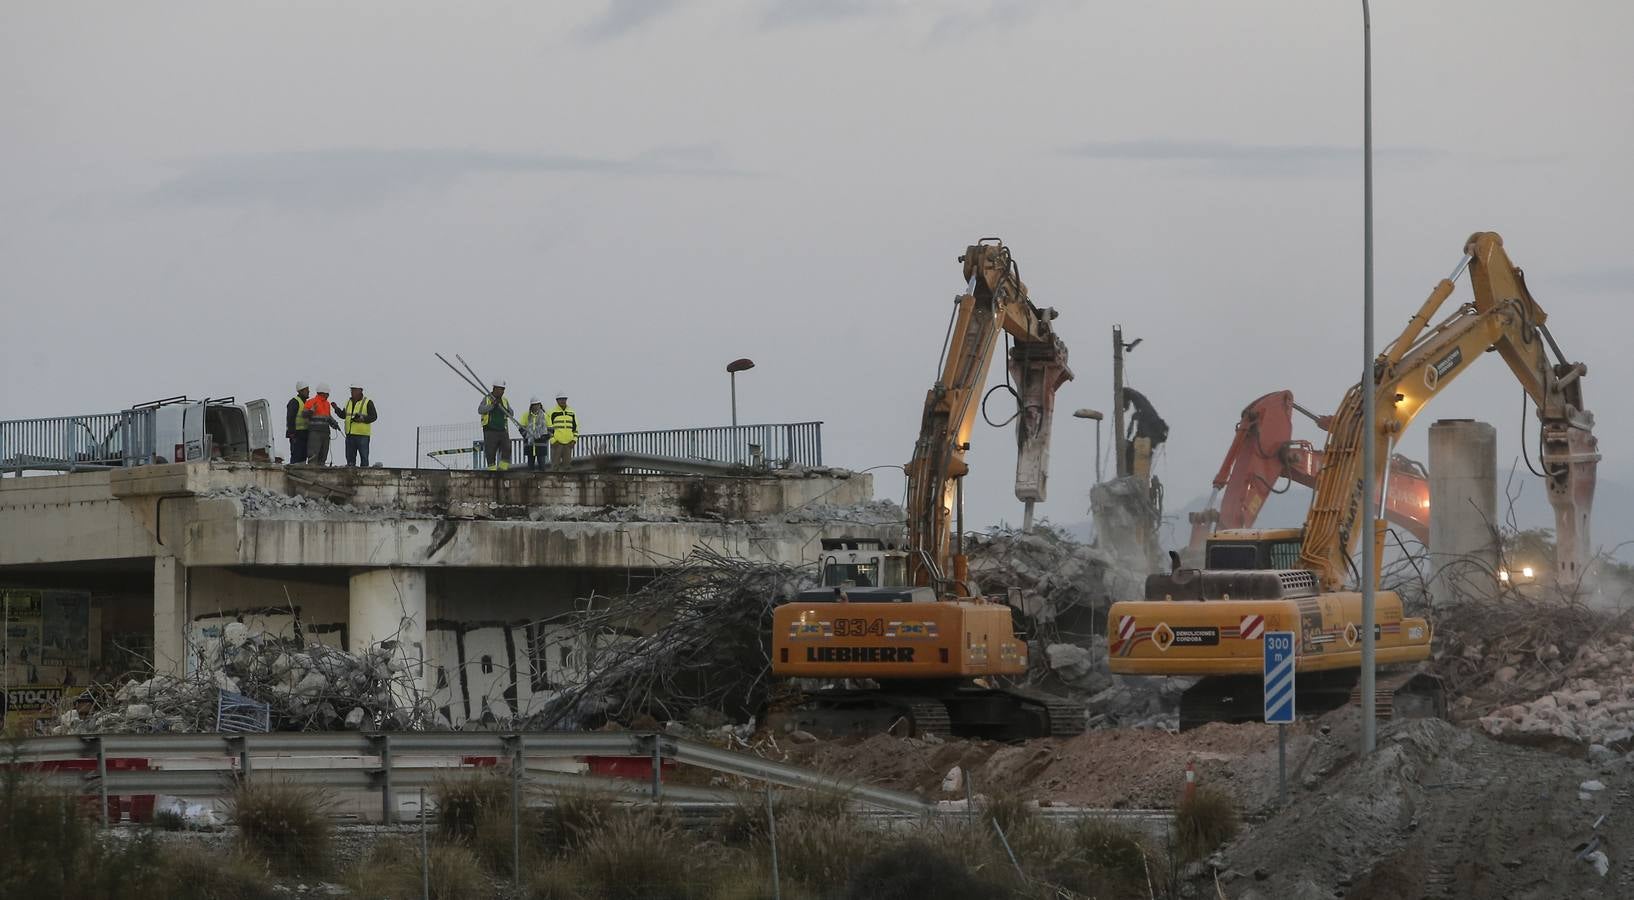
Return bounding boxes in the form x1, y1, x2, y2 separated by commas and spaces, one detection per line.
3, 684, 65, 735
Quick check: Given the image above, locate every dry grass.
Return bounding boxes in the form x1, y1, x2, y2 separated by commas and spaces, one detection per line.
571, 809, 703, 900
434, 768, 512, 840
1173, 786, 1239, 862
347, 837, 489, 900
0, 763, 276, 900
536, 787, 617, 852
843, 837, 1016, 900
227, 779, 335, 874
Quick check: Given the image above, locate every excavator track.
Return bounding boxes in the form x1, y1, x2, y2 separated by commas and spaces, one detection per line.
769, 685, 1080, 741
997, 686, 1087, 738
1179, 667, 1445, 730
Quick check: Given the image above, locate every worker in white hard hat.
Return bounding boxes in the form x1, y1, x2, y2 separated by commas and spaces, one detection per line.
477, 379, 513, 470
519, 396, 549, 470
301, 383, 343, 465
339, 383, 379, 468
546, 392, 578, 468
286, 381, 312, 464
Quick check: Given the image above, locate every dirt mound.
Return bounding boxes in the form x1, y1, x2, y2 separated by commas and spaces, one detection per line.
1216, 717, 1630, 898
782, 720, 1308, 816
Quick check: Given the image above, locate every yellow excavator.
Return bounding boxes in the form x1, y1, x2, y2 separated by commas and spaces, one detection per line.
1108, 232, 1599, 729
770, 239, 1084, 739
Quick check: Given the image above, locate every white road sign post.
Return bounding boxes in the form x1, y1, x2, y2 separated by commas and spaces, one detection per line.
1264, 630, 1296, 806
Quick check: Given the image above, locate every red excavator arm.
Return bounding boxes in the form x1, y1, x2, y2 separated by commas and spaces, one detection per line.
1186, 391, 1296, 552
1187, 390, 1432, 557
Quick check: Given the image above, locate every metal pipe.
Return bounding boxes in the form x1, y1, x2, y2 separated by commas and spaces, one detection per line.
1360, 0, 1378, 757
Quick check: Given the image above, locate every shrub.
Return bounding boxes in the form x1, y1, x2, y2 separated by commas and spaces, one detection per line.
1028, 818, 1159, 898
0, 766, 275, 900
156, 844, 283, 900
573, 809, 700, 900
227, 779, 334, 874
0, 764, 95, 897
435, 769, 512, 840
150, 806, 188, 831
347, 837, 488, 900
844, 838, 1013, 900
536, 787, 616, 852
773, 807, 880, 889
1172, 786, 1238, 862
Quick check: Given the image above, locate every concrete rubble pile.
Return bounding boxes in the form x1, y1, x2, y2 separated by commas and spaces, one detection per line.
1474, 629, 1634, 754
1426, 589, 1634, 753
203, 485, 418, 521
527, 547, 807, 731
58, 622, 437, 734
967, 525, 1186, 729
1217, 716, 1621, 897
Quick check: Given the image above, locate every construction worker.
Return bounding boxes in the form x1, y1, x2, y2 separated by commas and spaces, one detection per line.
547, 392, 578, 467
519, 397, 549, 470
478, 380, 513, 470
339, 384, 379, 467
301, 384, 342, 465
286, 381, 311, 464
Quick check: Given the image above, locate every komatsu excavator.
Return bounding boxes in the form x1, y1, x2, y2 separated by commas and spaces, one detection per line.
1110, 232, 1599, 729
770, 240, 1085, 739
1185, 390, 1431, 559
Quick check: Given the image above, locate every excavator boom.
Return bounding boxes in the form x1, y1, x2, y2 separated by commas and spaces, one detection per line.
1187, 391, 1430, 556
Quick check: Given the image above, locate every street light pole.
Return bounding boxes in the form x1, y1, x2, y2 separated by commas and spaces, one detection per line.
726, 358, 755, 428
1360, 0, 1378, 756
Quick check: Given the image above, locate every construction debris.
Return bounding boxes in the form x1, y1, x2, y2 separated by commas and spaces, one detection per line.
1214, 715, 1626, 898
526, 547, 806, 731
966, 524, 1185, 728
1420, 589, 1634, 751
58, 627, 435, 734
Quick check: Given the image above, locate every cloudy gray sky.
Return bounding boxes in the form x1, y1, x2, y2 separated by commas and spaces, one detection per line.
4, 1, 1631, 545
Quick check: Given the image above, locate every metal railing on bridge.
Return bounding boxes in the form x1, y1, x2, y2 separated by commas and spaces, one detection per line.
415, 421, 824, 472
0, 411, 151, 475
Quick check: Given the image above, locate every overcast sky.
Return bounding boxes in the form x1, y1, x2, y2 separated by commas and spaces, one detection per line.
4, 1, 1631, 546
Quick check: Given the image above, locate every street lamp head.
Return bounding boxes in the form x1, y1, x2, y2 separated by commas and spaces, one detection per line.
726, 358, 756, 374
1074, 408, 1104, 421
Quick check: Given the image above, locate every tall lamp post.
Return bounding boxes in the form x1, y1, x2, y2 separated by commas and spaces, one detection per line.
1359, 0, 1378, 755
726, 358, 755, 427
1074, 409, 1105, 483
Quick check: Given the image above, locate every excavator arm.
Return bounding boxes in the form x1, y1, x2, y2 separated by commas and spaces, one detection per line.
1299, 232, 1598, 590
1187, 390, 1431, 556
903, 240, 1072, 595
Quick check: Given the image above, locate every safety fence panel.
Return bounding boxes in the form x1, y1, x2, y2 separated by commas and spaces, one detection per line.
0, 412, 132, 474
414, 422, 824, 471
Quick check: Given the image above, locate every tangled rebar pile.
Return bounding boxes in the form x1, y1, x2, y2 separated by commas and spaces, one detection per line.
526, 547, 808, 731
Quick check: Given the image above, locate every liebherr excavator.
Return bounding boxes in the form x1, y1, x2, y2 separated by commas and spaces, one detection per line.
1185, 390, 1431, 559
1110, 232, 1599, 729
770, 240, 1085, 740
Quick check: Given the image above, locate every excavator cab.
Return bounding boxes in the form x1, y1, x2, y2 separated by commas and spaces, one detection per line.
1202, 528, 1305, 570
794, 538, 932, 603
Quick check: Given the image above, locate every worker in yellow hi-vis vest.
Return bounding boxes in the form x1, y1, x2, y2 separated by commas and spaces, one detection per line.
339, 384, 379, 467
547, 392, 578, 467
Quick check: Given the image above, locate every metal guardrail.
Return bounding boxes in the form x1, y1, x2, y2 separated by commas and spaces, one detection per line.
9, 730, 928, 819
0, 412, 130, 474
415, 422, 824, 471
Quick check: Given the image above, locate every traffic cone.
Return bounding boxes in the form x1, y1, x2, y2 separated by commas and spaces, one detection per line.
1182, 759, 1197, 805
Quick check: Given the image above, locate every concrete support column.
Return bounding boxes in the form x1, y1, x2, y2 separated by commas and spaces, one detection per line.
349, 568, 428, 699
1428, 419, 1498, 606
153, 556, 189, 676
